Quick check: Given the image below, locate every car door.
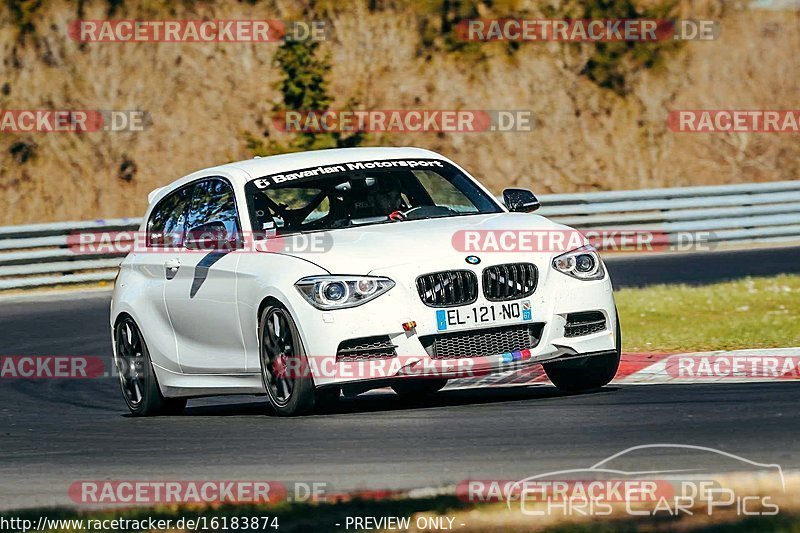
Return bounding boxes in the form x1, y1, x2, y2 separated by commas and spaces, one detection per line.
163, 177, 246, 374
131, 184, 194, 373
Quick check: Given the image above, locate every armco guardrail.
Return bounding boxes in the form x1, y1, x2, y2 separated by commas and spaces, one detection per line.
0, 181, 799, 291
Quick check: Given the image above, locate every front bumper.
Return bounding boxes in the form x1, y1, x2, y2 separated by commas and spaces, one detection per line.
287, 263, 618, 388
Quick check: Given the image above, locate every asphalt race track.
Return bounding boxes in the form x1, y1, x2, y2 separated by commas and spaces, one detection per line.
1, 247, 799, 510
604, 244, 800, 287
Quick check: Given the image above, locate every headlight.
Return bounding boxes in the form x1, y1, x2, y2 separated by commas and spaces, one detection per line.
295, 276, 395, 310
552, 244, 605, 281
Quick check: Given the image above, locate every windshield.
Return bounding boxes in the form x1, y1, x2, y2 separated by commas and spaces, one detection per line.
244, 158, 502, 235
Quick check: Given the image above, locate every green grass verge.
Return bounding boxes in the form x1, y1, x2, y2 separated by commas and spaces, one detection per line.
616, 274, 800, 352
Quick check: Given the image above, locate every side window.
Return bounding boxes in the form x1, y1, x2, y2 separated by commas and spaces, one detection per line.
184, 178, 241, 244
147, 186, 193, 247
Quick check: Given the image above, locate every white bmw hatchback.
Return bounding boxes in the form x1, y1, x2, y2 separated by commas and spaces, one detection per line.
111, 147, 620, 416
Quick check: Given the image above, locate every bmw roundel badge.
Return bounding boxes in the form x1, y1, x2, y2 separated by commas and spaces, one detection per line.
465, 255, 481, 265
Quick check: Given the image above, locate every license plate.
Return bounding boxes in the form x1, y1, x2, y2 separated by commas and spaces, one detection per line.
436, 300, 532, 331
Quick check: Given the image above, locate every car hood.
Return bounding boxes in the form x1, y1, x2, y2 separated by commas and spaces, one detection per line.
275, 213, 577, 275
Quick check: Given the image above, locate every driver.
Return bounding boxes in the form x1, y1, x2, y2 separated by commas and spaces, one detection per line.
371, 178, 407, 220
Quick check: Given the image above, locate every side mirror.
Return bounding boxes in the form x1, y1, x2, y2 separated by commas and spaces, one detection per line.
185, 221, 240, 251
503, 188, 540, 213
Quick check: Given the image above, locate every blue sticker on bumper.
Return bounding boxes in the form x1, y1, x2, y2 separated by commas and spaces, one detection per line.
436, 310, 447, 331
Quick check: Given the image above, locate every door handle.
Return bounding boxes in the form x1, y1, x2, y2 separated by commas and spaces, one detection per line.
164, 258, 180, 279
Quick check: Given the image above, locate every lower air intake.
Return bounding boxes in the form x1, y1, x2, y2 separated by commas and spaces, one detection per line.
564, 311, 607, 337
420, 323, 544, 359
336, 336, 397, 362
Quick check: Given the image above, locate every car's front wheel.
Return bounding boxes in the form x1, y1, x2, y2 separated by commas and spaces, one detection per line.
543, 312, 621, 393
259, 303, 333, 416
114, 316, 187, 416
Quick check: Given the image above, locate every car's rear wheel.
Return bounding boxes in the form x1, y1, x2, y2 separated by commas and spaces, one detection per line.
114, 316, 187, 416
543, 311, 621, 393
391, 378, 448, 397
259, 303, 332, 416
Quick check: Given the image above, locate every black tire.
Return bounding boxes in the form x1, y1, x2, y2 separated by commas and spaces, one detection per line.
114, 316, 187, 416
259, 303, 329, 416
391, 378, 448, 397
543, 312, 622, 393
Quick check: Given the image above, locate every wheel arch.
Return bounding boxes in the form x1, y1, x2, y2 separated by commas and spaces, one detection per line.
255, 294, 311, 354
257, 296, 285, 329
113, 310, 135, 329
